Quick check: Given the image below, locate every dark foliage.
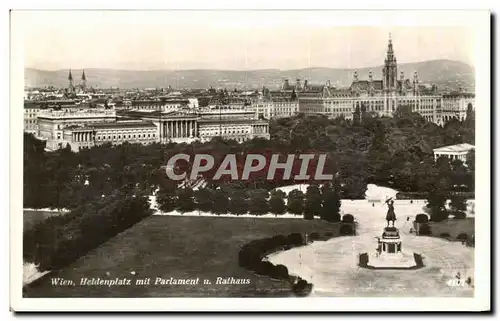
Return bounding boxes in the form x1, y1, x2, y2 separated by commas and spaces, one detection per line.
418, 223, 432, 235
339, 224, 355, 236
415, 214, 429, 223
292, 278, 313, 297
23, 192, 152, 271
342, 214, 355, 223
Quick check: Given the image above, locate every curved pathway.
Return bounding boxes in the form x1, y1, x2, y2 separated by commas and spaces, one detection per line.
268, 200, 474, 297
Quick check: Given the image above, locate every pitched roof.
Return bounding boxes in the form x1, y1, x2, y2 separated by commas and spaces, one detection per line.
433, 143, 475, 153
91, 121, 157, 129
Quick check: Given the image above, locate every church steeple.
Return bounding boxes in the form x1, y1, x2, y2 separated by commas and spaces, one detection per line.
81, 69, 87, 90
68, 69, 74, 92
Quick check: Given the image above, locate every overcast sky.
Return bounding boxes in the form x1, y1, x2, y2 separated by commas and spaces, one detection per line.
17, 11, 477, 71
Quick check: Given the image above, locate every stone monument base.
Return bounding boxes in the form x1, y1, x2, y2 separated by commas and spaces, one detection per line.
365, 251, 418, 269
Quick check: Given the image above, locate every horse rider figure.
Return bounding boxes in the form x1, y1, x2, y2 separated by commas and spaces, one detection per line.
385, 198, 396, 227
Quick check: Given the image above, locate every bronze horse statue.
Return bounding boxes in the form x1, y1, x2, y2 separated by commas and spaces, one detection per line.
385, 199, 396, 227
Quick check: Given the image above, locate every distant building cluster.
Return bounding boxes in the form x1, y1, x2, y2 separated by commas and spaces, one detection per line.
247, 34, 475, 125
24, 35, 474, 152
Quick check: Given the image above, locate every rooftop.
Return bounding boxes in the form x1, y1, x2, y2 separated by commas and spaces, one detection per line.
433, 143, 475, 153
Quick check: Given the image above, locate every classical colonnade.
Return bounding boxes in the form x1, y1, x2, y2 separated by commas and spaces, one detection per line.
160, 119, 198, 138
72, 131, 93, 142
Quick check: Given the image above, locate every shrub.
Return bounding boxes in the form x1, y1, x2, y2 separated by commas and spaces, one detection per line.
288, 233, 303, 246
359, 253, 369, 267
415, 214, 429, 223
23, 193, 152, 271
309, 232, 320, 241
440, 232, 451, 238
271, 264, 289, 280
418, 223, 431, 235
325, 232, 334, 238
271, 235, 288, 248
238, 246, 261, 269
255, 261, 275, 276
342, 214, 355, 223
414, 253, 424, 267
453, 212, 467, 219
457, 233, 468, 241
292, 278, 313, 297
340, 224, 354, 236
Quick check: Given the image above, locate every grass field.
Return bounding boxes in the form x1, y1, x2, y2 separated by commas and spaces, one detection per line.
428, 218, 475, 240
24, 215, 340, 297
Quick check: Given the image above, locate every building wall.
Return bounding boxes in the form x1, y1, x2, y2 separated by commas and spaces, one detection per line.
24, 107, 40, 133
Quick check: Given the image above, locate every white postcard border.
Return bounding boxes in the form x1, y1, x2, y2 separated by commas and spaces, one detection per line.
10, 9, 491, 312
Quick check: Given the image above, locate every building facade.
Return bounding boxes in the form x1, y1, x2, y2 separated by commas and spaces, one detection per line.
266, 35, 474, 125
126, 109, 270, 144
433, 143, 475, 164
37, 109, 117, 150
62, 121, 158, 152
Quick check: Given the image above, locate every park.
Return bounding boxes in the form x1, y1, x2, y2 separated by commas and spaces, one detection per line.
22, 111, 476, 297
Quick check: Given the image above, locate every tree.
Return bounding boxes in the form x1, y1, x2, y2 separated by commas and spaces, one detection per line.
212, 188, 229, 214
156, 186, 178, 213
176, 187, 195, 212
304, 185, 322, 220
287, 189, 304, 215
450, 194, 467, 219
269, 191, 286, 216
194, 188, 214, 212
426, 180, 449, 222
248, 189, 270, 215
320, 183, 341, 222
229, 190, 248, 215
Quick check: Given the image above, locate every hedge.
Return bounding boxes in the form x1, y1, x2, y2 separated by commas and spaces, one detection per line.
238, 233, 313, 296
418, 223, 432, 236
415, 214, 429, 223
23, 192, 152, 271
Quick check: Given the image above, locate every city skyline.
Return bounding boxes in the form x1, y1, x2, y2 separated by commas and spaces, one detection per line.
18, 11, 476, 71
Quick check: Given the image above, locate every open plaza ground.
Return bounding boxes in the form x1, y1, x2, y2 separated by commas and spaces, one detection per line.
268, 200, 475, 297
23, 186, 475, 298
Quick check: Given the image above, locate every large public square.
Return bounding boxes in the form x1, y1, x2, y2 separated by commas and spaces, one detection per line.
23, 184, 474, 298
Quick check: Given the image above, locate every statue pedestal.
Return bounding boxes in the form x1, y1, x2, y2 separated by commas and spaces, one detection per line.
360, 227, 421, 269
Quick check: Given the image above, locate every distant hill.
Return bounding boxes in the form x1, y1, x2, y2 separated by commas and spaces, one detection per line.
24, 59, 475, 91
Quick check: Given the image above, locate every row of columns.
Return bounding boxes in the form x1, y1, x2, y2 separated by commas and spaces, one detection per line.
161, 120, 197, 139
73, 131, 92, 142
253, 124, 268, 134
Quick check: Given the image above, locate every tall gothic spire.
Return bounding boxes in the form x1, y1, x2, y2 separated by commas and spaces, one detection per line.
81, 69, 86, 81
68, 69, 73, 81
383, 33, 397, 91
386, 33, 395, 62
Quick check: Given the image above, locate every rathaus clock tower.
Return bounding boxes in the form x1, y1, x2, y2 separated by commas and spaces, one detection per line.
382, 34, 398, 114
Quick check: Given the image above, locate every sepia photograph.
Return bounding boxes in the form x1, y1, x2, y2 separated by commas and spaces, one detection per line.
10, 9, 491, 312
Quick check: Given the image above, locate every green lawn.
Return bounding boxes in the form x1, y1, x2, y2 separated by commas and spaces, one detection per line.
429, 218, 475, 240
24, 215, 340, 297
